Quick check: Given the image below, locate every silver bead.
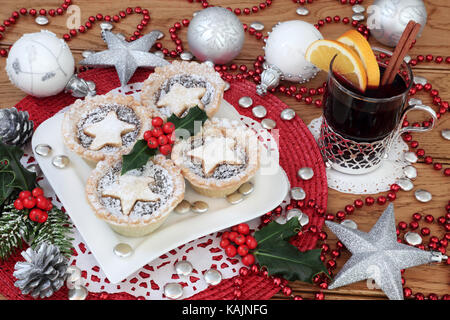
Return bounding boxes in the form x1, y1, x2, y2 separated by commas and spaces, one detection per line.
174, 200, 191, 214
66, 265, 82, 283
396, 178, 414, 191
154, 50, 164, 59
204, 269, 222, 285
404, 55, 411, 64
81, 50, 96, 58
441, 129, 450, 141
224, 82, 230, 91
352, 4, 365, 13
280, 108, 296, 121
286, 208, 302, 221
35, 16, 49, 26
100, 22, 113, 32
404, 231, 422, 246
297, 167, 314, 180
154, 30, 164, 40
65, 74, 97, 98
52, 155, 70, 169
68, 286, 88, 300
164, 283, 183, 299
261, 118, 276, 130
341, 219, 358, 230
274, 215, 287, 225
295, 7, 310, 16
403, 165, 417, 180
238, 96, 253, 109
298, 212, 309, 227
113, 243, 133, 258
180, 51, 194, 61
191, 201, 209, 213
413, 76, 427, 86
352, 13, 365, 21
403, 152, 418, 164
26, 163, 41, 175
226, 192, 244, 205
35, 144, 52, 157
203, 60, 215, 68
290, 187, 306, 201
174, 261, 193, 276
414, 189, 432, 203
250, 21, 264, 31
238, 182, 254, 196
252, 105, 267, 118
409, 98, 422, 106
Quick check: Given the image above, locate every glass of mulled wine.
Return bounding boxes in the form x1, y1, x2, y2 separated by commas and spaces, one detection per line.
319, 47, 437, 175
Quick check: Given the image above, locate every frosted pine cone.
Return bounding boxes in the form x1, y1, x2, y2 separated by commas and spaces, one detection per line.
0, 107, 34, 146
13, 242, 68, 299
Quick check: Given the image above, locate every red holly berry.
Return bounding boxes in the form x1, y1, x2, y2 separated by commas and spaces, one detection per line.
245, 235, 258, 249
158, 135, 169, 146
36, 195, 49, 210
19, 190, 31, 199
151, 117, 164, 127
31, 187, 44, 198
225, 244, 237, 257
228, 231, 238, 242
237, 244, 249, 256
23, 196, 36, 209
37, 211, 48, 223
143, 130, 153, 141
29, 208, 42, 222
46, 201, 53, 211
162, 122, 175, 134
242, 253, 255, 266
151, 127, 164, 137
234, 234, 246, 245
167, 132, 176, 144
14, 199, 24, 210
220, 238, 230, 248
237, 223, 250, 235
159, 144, 172, 155
147, 137, 159, 149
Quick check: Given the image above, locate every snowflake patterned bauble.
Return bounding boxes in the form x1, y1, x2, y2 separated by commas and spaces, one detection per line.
5, 30, 75, 98
187, 7, 245, 64
368, 0, 427, 47
256, 20, 323, 96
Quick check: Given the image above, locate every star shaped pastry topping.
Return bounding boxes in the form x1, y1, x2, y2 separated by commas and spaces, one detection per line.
102, 174, 160, 216
83, 111, 136, 150
156, 83, 206, 117
79, 31, 169, 87
187, 136, 244, 176
326, 204, 440, 300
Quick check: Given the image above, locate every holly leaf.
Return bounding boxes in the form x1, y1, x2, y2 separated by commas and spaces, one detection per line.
0, 161, 16, 205
253, 219, 329, 283
167, 106, 208, 138
121, 139, 157, 175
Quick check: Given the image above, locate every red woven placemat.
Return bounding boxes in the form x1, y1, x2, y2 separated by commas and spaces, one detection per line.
1, 67, 327, 300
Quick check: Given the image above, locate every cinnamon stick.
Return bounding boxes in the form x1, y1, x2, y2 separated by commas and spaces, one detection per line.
381, 21, 421, 86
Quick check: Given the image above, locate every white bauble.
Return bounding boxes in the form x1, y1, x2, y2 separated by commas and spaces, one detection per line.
367, 0, 427, 47
5, 30, 75, 98
264, 20, 323, 83
187, 7, 245, 64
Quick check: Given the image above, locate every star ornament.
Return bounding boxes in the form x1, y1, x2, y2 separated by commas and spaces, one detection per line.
83, 111, 136, 150
79, 31, 169, 87
157, 83, 206, 117
102, 174, 160, 215
325, 204, 446, 300
187, 136, 244, 176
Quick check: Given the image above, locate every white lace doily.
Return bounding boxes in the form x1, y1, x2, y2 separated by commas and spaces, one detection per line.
308, 116, 410, 194
29, 81, 287, 300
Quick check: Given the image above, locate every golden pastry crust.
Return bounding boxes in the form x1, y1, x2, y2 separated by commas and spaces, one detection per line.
62, 93, 156, 162
140, 61, 226, 118
171, 118, 260, 198
85, 155, 185, 237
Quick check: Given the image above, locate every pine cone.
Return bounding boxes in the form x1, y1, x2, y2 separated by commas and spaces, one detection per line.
0, 107, 34, 146
13, 242, 68, 299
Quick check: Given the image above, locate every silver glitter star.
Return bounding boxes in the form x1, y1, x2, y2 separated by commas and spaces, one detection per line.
326, 204, 446, 300
79, 31, 169, 87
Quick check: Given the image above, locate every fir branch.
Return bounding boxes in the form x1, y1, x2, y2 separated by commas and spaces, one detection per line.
31, 207, 74, 258
0, 204, 31, 260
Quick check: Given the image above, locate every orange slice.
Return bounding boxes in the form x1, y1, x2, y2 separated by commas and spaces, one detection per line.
305, 40, 367, 92
337, 30, 380, 88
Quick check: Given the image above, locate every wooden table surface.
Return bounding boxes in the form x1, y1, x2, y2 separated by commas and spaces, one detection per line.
0, 0, 448, 300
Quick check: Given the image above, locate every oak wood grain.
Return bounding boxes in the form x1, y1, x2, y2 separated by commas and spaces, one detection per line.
0, 0, 448, 300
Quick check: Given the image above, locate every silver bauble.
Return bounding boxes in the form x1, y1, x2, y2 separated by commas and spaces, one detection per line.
367, 0, 427, 47
187, 7, 245, 64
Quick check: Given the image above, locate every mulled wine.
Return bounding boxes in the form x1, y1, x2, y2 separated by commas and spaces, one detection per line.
323, 66, 408, 142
